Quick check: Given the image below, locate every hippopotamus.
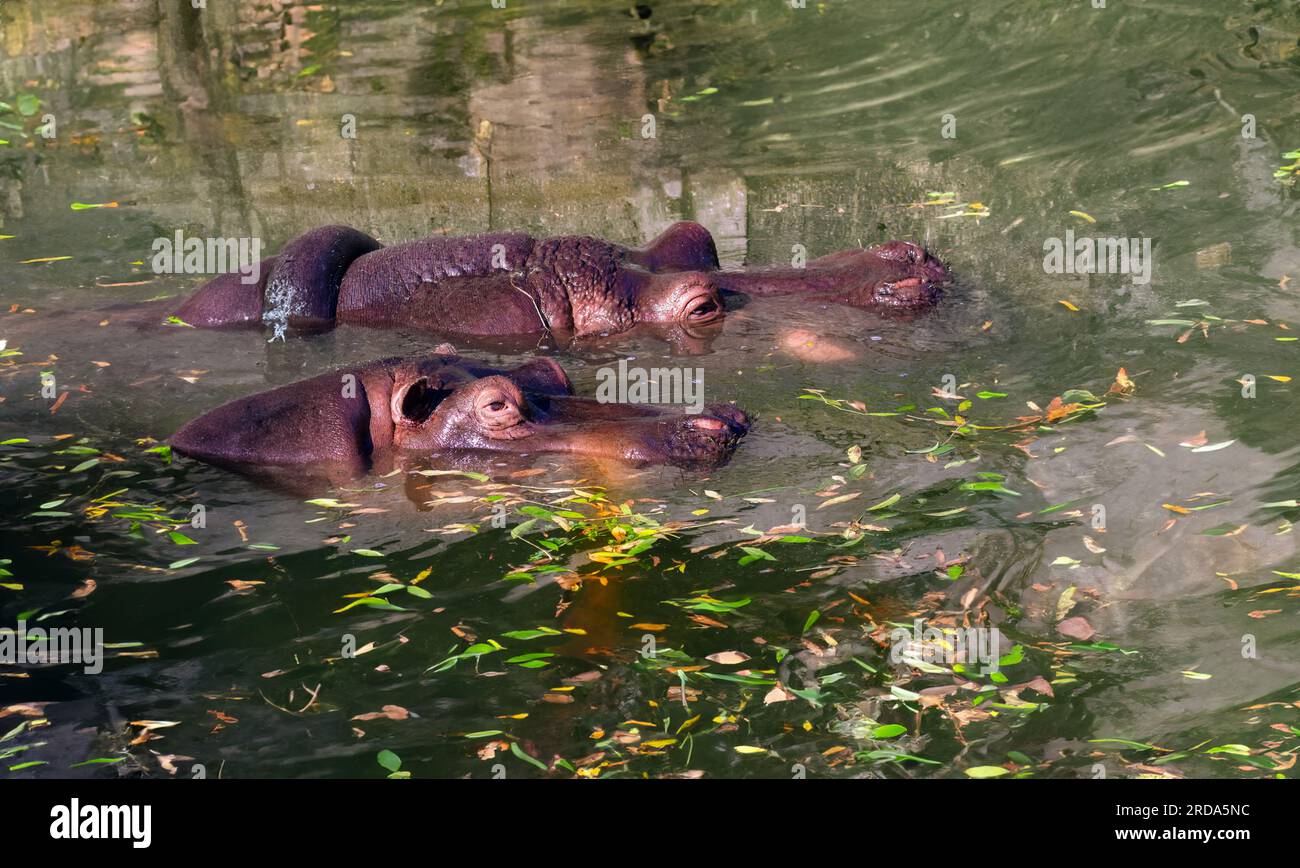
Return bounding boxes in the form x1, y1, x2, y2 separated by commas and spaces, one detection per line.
169, 348, 750, 487
170, 221, 949, 340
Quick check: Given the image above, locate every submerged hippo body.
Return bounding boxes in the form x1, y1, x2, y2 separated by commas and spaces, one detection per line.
172, 222, 949, 339
170, 349, 750, 486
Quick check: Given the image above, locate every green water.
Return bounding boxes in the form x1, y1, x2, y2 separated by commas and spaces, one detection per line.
0, 0, 1297, 779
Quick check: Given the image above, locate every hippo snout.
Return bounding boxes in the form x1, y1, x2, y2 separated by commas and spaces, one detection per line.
859, 246, 949, 310
657, 403, 751, 468
698, 402, 751, 435
872, 276, 945, 309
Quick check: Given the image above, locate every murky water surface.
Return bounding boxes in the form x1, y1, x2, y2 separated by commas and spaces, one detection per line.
1, 0, 1298, 778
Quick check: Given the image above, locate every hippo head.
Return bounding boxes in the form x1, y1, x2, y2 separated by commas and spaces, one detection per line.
711, 239, 951, 314
170, 351, 750, 485
844, 241, 952, 310
387, 354, 749, 468
534, 259, 726, 340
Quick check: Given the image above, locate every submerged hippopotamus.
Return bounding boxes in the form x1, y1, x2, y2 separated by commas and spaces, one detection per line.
171, 221, 949, 340
169, 348, 750, 486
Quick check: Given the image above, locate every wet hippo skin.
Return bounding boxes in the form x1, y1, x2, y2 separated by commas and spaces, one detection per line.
169, 348, 752, 486
171, 221, 950, 339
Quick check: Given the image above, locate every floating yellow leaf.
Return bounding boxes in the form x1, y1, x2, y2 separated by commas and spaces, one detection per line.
1107, 367, 1135, 395
816, 491, 861, 510
705, 651, 750, 664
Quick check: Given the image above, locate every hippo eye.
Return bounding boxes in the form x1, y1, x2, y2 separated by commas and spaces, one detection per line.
476, 389, 526, 431
685, 297, 720, 321
479, 394, 513, 414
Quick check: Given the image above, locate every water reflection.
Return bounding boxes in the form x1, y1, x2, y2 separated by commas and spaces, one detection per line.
2, 0, 1298, 779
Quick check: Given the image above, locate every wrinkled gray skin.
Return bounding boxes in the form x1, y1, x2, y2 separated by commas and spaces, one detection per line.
169, 349, 751, 488
171, 221, 950, 339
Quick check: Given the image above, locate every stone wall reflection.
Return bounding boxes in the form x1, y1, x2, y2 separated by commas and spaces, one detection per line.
0, 0, 745, 254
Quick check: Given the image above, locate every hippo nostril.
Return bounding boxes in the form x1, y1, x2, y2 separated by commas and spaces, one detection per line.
870, 239, 931, 268
904, 241, 931, 264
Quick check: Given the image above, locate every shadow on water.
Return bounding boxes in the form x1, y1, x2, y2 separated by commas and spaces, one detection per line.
1, 0, 1298, 778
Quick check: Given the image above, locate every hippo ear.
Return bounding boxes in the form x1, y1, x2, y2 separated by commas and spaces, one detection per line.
636, 221, 720, 272
391, 377, 455, 427
509, 357, 574, 397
